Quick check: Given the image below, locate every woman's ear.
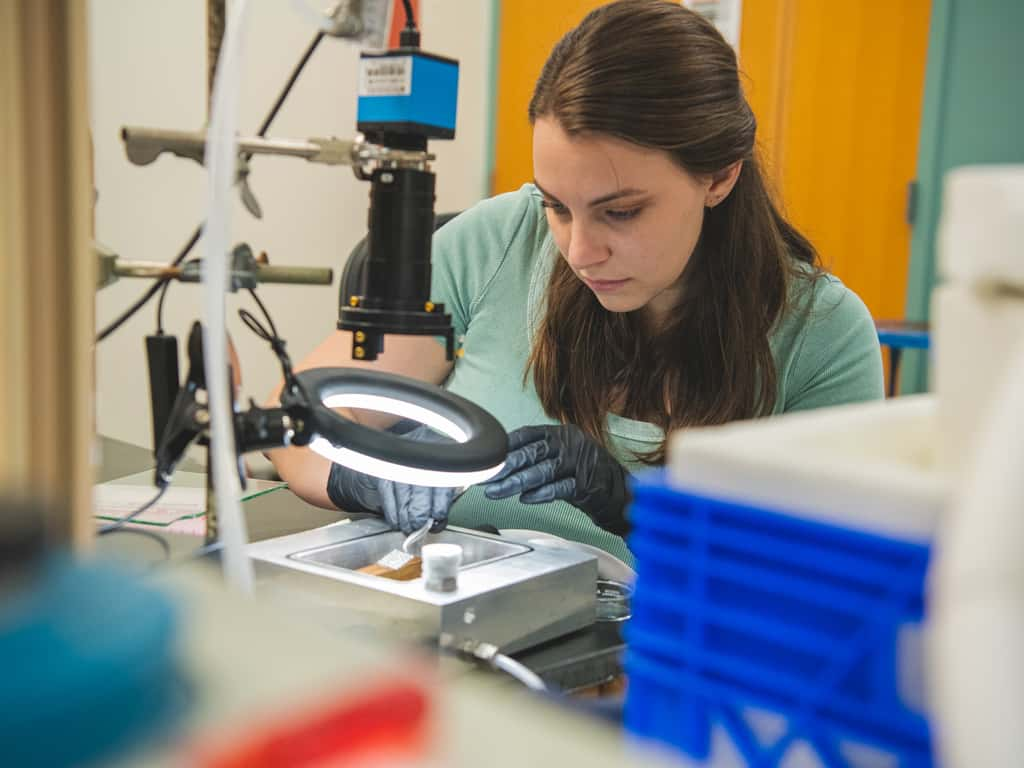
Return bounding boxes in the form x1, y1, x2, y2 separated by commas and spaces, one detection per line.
705, 160, 743, 208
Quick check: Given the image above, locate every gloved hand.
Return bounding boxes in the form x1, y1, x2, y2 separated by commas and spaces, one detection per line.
325, 424, 457, 535
483, 424, 631, 536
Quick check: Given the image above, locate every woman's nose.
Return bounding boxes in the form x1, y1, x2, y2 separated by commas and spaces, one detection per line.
564, 222, 608, 270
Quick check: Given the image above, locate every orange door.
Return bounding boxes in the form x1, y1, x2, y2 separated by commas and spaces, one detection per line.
741, 0, 931, 321
493, 0, 932, 323
492, 0, 608, 195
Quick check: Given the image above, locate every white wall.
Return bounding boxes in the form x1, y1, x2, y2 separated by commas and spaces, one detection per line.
90, 0, 494, 455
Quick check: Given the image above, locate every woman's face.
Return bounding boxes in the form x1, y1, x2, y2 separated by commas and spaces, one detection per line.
532, 117, 719, 328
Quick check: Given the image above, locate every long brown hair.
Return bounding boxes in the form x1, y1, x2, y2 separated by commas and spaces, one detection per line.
527, 0, 817, 462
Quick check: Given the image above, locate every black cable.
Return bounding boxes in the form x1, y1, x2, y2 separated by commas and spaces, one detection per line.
155, 256, 202, 334
155, 282, 171, 335
239, 296, 299, 393
99, 29, 327, 344
98, 278, 168, 343
150, 31, 327, 336
401, 0, 417, 29
246, 287, 279, 339
98, 527, 172, 562
152, 30, 326, 335
97, 485, 168, 535
155, 227, 203, 334
98, 224, 203, 343
255, 31, 325, 139
238, 295, 311, 413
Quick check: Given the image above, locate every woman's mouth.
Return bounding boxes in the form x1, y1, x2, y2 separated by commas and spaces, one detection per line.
582, 277, 631, 293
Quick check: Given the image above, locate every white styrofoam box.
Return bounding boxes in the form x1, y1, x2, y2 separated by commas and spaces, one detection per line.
930, 284, 1024, 471
667, 395, 946, 543
938, 165, 1024, 286
929, 336, 1024, 768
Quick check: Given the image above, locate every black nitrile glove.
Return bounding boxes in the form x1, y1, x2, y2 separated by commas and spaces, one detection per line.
325, 424, 456, 535
483, 424, 631, 536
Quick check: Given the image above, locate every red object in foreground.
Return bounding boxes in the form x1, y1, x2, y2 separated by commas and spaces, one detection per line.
194, 681, 431, 768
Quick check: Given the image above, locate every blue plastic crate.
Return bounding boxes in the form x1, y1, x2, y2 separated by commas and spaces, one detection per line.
623, 471, 933, 767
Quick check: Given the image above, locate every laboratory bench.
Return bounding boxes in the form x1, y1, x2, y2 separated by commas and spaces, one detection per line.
93, 436, 641, 766
95, 436, 626, 692
100, 566, 661, 768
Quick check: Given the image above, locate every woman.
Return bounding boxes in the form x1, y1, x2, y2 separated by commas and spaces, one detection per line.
269, 0, 883, 563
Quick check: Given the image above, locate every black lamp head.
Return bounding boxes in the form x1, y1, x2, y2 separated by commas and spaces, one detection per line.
293, 367, 506, 487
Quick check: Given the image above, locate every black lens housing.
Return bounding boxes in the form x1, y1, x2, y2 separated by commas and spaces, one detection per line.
338, 166, 454, 360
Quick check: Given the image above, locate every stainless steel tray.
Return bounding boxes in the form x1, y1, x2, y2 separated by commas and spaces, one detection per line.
247, 518, 598, 653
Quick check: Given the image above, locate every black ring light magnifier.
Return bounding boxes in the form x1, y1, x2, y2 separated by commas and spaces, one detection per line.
292, 367, 507, 487
153, 328, 508, 497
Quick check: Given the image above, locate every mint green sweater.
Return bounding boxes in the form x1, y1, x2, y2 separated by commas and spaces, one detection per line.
430, 185, 884, 563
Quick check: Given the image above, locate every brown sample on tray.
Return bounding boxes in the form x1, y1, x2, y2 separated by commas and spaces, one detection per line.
357, 557, 423, 581
572, 674, 629, 699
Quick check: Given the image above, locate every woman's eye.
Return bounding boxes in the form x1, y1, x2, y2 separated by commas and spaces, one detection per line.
606, 206, 642, 221
540, 199, 570, 217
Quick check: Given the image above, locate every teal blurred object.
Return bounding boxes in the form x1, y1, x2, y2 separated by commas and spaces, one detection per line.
0, 556, 186, 767
903, 0, 1024, 394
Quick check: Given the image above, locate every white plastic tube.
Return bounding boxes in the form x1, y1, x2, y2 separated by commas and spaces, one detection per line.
491, 653, 547, 692
467, 641, 547, 692
202, 0, 254, 593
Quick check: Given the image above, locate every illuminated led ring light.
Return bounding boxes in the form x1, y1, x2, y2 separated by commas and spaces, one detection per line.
296, 367, 507, 487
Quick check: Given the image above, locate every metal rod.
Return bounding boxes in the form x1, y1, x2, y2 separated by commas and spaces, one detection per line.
122, 126, 332, 166
109, 258, 333, 286
237, 137, 327, 159
122, 126, 433, 170
113, 261, 183, 280
254, 265, 334, 285
121, 126, 367, 170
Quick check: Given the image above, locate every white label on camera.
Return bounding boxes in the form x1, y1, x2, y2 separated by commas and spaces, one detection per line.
359, 56, 412, 96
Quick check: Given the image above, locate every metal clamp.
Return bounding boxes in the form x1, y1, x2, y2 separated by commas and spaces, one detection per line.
120, 127, 434, 212
94, 242, 333, 292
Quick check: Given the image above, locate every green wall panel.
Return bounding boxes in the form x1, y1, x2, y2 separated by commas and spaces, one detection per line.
903, 0, 1024, 393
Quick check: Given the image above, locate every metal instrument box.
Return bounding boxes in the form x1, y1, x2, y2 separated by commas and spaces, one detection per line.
247, 519, 597, 653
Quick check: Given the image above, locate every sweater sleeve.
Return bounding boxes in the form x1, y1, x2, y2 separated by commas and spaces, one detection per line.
783, 275, 886, 412
429, 185, 542, 342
